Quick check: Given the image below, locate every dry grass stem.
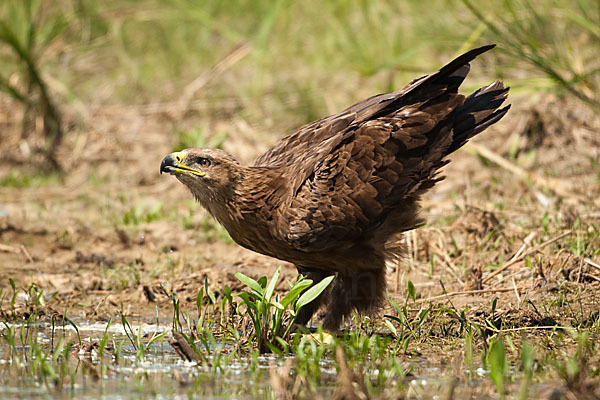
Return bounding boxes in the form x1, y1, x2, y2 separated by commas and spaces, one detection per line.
20, 245, 33, 263
482, 231, 573, 284
0, 244, 20, 254
415, 286, 527, 304
170, 332, 202, 363
467, 143, 583, 201
511, 277, 521, 304
333, 346, 369, 400
583, 258, 600, 272
177, 42, 252, 119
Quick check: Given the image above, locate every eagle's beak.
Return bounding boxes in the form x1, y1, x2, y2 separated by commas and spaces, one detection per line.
160, 152, 182, 175
160, 152, 206, 177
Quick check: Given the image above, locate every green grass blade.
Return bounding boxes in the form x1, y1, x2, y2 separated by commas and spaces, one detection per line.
296, 275, 334, 310
264, 266, 281, 302
234, 272, 263, 295
281, 279, 313, 308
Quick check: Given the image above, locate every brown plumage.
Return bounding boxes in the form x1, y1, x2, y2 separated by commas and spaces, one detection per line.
160, 45, 510, 331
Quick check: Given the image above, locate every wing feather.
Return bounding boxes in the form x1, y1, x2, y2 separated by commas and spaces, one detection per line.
261, 45, 508, 252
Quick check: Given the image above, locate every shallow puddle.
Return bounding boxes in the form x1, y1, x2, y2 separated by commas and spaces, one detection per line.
0, 319, 548, 399
0, 320, 318, 399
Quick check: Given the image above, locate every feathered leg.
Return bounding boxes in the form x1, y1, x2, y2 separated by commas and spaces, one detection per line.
322, 267, 386, 331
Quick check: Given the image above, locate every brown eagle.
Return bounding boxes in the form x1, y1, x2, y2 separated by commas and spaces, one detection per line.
160, 45, 509, 331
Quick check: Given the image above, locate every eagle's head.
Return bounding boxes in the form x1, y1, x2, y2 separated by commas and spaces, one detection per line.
160, 148, 242, 204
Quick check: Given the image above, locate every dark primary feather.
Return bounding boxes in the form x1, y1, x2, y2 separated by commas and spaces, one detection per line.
167, 45, 510, 331
262, 45, 509, 255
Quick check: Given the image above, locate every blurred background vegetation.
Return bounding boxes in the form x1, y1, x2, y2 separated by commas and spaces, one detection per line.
0, 0, 598, 170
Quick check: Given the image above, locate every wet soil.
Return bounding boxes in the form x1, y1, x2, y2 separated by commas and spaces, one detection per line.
1, 95, 599, 341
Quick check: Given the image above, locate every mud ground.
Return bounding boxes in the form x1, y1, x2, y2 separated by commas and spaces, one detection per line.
1, 94, 599, 333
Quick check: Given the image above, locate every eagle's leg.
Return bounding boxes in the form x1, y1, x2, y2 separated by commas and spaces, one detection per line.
294, 265, 334, 327
322, 267, 387, 332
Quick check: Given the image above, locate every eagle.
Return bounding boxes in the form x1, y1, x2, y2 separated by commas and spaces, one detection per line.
160, 45, 509, 331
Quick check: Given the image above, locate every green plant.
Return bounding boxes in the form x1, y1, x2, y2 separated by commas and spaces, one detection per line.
384, 281, 433, 352
555, 331, 593, 390
120, 313, 167, 361
173, 125, 226, 152
122, 201, 165, 225
0, 0, 69, 168
462, 0, 600, 109
235, 266, 334, 353
0, 171, 62, 188
518, 339, 535, 400
487, 335, 509, 397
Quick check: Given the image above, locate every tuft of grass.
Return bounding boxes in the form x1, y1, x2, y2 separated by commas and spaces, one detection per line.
173, 124, 227, 152
384, 281, 436, 352
518, 339, 535, 400
0, 171, 62, 188
462, 0, 600, 109
121, 201, 165, 225
235, 266, 334, 353
0, 0, 71, 169
487, 335, 509, 397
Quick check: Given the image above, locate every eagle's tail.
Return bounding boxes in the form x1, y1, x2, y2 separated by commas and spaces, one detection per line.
447, 80, 510, 155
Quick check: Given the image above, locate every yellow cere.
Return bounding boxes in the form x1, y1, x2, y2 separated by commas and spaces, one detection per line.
171, 152, 206, 177
172, 151, 186, 163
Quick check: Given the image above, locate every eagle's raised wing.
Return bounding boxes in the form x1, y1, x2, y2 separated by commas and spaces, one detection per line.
265, 45, 509, 251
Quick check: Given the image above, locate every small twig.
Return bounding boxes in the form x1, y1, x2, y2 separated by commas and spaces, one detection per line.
582, 273, 600, 283
0, 243, 20, 253
92, 293, 111, 316
170, 331, 202, 363
430, 229, 464, 285
489, 325, 565, 332
503, 268, 535, 288
466, 143, 583, 201
508, 232, 537, 264
482, 231, 572, 284
176, 42, 252, 119
415, 286, 526, 304
511, 277, 521, 304
576, 257, 584, 283
20, 244, 33, 263
549, 248, 571, 281
584, 258, 600, 272
435, 237, 460, 274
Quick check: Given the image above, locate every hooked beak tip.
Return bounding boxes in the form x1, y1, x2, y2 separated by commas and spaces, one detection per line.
160, 153, 177, 175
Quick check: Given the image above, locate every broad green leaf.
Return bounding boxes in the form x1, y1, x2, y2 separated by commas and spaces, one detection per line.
281, 279, 313, 308
407, 280, 416, 301
264, 266, 281, 302
234, 272, 263, 294
488, 336, 507, 395
196, 287, 204, 313
296, 275, 334, 310
204, 275, 216, 304
257, 276, 267, 288
237, 292, 259, 314
265, 340, 284, 356
223, 285, 232, 301
384, 319, 397, 336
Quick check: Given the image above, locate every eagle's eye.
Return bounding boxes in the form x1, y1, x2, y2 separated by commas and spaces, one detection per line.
198, 157, 211, 168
